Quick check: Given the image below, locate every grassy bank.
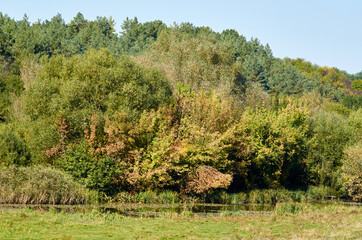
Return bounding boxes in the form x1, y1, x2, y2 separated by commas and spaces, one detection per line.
0, 203, 361, 239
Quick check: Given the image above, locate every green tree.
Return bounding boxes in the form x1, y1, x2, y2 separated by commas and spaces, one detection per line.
20, 48, 172, 161
267, 59, 307, 95
120, 17, 166, 54
351, 79, 362, 91
69, 12, 88, 35
0, 12, 17, 58
136, 28, 242, 96
306, 112, 353, 188
0, 56, 22, 122
237, 102, 311, 189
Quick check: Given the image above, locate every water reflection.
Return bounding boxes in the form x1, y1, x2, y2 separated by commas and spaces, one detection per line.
0, 203, 274, 217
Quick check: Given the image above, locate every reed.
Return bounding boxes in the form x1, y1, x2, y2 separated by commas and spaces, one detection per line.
115, 190, 180, 204
112, 187, 344, 204
0, 166, 99, 204
201, 187, 342, 204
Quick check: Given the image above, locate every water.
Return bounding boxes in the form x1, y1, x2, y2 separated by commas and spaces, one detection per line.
0, 203, 274, 217
101, 204, 274, 217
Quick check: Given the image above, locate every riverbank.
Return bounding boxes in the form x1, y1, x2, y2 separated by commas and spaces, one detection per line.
1, 203, 361, 239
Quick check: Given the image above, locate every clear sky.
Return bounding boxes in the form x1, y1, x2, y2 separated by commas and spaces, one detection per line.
1, 0, 361, 74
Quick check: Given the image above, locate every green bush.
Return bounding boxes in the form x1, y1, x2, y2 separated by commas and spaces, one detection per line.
57, 141, 123, 196
15, 118, 59, 164
57, 141, 94, 181
0, 129, 31, 166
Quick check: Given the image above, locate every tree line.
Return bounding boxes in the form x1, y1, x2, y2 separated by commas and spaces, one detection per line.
0, 13, 361, 201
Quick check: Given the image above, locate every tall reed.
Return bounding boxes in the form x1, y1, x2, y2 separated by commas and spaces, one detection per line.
0, 166, 99, 204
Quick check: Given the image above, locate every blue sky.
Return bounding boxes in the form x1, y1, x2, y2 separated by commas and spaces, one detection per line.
2, 0, 361, 74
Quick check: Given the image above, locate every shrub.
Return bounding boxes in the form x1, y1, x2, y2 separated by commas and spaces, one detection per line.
184, 165, 232, 195
57, 141, 123, 196
0, 129, 31, 166
342, 142, 362, 201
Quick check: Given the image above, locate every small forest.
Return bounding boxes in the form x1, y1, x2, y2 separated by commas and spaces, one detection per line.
0, 13, 361, 202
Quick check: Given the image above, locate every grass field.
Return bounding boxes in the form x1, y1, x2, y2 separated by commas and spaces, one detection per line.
0, 203, 361, 239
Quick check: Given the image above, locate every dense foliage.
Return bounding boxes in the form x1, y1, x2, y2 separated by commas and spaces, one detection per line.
0, 12, 361, 201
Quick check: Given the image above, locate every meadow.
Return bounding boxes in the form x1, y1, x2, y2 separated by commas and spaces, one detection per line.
0, 203, 361, 239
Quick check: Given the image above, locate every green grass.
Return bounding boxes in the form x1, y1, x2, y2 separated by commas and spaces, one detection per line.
0, 203, 361, 239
